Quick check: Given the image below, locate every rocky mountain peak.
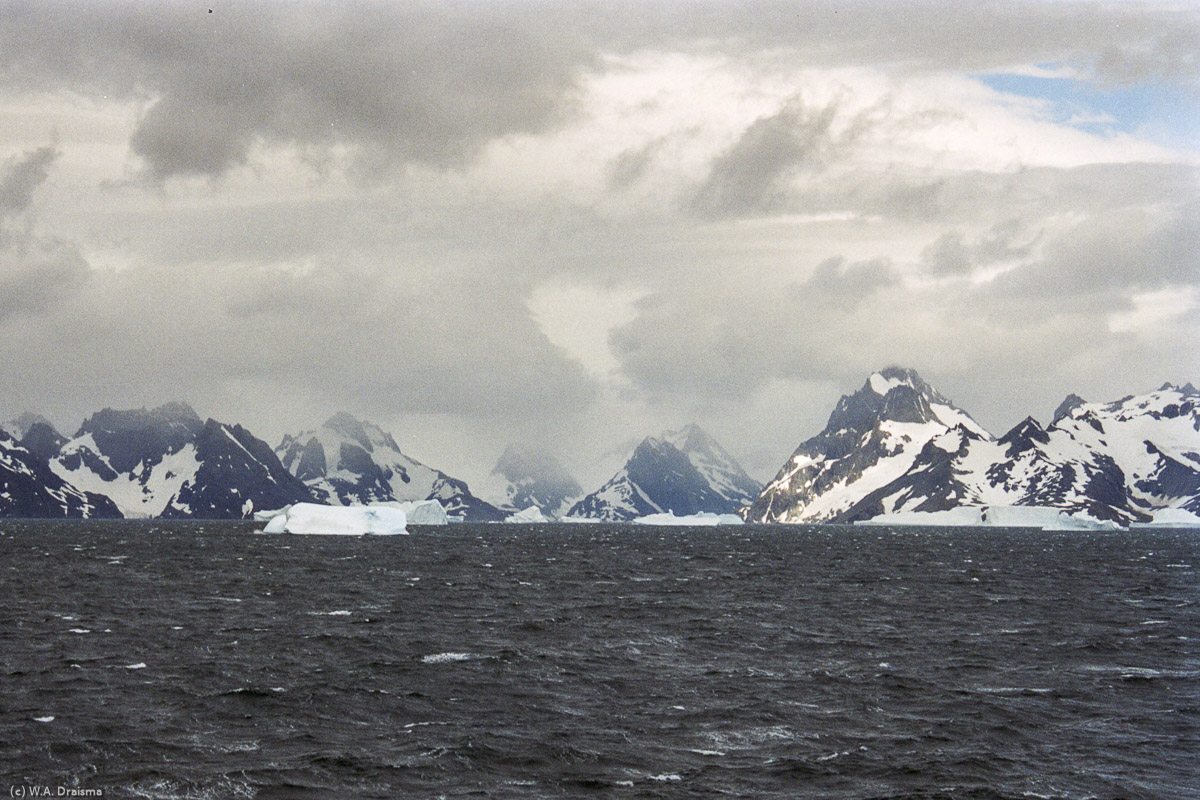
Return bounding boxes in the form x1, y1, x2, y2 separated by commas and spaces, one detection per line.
322, 412, 374, 452
1052, 394, 1086, 424
3, 412, 57, 440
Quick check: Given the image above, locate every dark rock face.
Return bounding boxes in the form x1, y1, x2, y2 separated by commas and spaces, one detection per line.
665, 424, 761, 508
0, 431, 121, 519
19, 421, 67, 463
491, 445, 583, 518
160, 420, 313, 519
569, 426, 757, 521
75, 402, 203, 474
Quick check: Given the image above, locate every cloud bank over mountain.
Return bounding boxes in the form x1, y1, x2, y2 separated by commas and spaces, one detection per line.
0, 1, 1195, 486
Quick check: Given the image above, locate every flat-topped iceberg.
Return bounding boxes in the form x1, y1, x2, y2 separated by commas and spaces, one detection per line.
857, 506, 1125, 531
633, 511, 744, 526
506, 506, 549, 523
259, 503, 408, 535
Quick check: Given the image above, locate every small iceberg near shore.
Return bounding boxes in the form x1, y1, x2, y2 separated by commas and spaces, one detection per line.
856, 506, 1125, 531
259, 503, 409, 536
505, 506, 549, 523
388, 499, 449, 526
1130, 508, 1200, 529
633, 511, 744, 526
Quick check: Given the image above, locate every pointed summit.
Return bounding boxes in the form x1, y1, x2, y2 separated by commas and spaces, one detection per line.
744, 368, 991, 523
865, 366, 930, 397
569, 425, 759, 521
1052, 394, 1086, 424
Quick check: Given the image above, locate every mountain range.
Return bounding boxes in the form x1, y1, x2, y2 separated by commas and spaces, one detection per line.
745, 367, 1200, 525
1, 369, 1197, 526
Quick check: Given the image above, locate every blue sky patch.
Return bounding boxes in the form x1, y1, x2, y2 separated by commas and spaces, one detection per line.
976, 70, 1198, 152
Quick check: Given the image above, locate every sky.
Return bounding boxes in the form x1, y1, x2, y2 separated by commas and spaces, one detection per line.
0, 0, 1196, 493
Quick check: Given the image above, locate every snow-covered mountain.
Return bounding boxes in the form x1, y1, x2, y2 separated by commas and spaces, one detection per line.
0, 430, 121, 518
744, 367, 990, 523
158, 420, 315, 519
276, 413, 505, 521
745, 370, 1200, 525
51, 402, 312, 518
568, 424, 761, 521
488, 445, 583, 519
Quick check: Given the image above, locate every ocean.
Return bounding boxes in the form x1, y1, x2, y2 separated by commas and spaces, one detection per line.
1, 521, 1197, 799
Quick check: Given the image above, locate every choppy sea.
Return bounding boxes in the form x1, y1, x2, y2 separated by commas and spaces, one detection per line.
1, 521, 1197, 799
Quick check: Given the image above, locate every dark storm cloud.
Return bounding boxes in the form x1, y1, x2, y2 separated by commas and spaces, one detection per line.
0, 1, 593, 178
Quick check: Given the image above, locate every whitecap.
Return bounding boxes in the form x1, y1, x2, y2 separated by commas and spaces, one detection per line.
68, 628, 91, 634
33, 716, 54, 723
125, 662, 147, 670
422, 652, 472, 664
648, 774, 681, 782
308, 610, 352, 616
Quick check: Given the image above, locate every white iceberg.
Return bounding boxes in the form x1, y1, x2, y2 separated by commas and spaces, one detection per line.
857, 505, 1125, 531
253, 505, 290, 522
505, 506, 549, 523
388, 499, 449, 525
633, 511, 744, 526
258, 503, 408, 536
1131, 507, 1200, 528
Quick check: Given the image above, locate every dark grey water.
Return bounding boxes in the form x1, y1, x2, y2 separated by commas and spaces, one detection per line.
1, 521, 1197, 799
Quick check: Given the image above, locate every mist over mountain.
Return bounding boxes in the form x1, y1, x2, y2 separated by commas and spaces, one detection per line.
277, 413, 505, 522
488, 444, 583, 519
569, 425, 761, 521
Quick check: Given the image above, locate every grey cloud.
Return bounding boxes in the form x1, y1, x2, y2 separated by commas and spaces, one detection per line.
922, 233, 972, 276
988, 197, 1199, 301
800, 257, 897, 308
1, 2, 592, 179
921, 221, 1037, 276
0, 146, 85, 321
0, 257, 597, 432
0, 232, 89, 322
693, 99, 838, 216
610, 256, 901, 400
0, 146, 58, 218
4, 2, 1195, 182
608, 138, 666, 189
